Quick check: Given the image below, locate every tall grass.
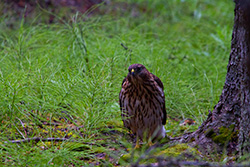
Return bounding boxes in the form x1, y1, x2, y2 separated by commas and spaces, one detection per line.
0, 0, 234, 165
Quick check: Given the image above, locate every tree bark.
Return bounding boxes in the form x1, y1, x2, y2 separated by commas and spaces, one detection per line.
181, 0, 250, 156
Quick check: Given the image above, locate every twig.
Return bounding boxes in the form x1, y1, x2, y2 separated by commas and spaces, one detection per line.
13, 122, 26, 140
42, 122, 62, 126
120, 43, 132, 66
134, 160, 213, 167
134, 143, 160, 166
4, 137, 98, 147
133, 157, 245, 167
121, 43, 128, 50
16, 117, 27, 137
4, 137, 70, 144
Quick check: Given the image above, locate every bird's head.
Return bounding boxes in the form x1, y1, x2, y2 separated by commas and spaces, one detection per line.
127, 64, 149, 83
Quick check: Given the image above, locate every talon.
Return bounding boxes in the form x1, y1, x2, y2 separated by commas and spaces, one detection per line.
134, 143, 141, 149
147, 141, 154, 147
134, 138, 141, 149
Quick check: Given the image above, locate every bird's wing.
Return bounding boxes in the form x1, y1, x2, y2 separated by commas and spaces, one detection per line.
152, 73, 167, 125
119, 77, 127, 110
119, 77, 131, 129
121, 77, 127, 87
152, 74, 164, 90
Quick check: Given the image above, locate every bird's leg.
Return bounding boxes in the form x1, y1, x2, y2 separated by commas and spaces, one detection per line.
134, 135, 141, 149
147, 140, 153, 147
147, 132, 154, 147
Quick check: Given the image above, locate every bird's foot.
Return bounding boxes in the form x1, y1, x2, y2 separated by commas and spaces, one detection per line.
147, 141, 154, 147
134, 143, 141, 149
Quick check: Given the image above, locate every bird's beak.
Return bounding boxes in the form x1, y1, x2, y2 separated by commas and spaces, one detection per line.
131, 69, 135, 76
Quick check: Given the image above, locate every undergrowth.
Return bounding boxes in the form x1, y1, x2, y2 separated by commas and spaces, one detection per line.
0, 0, 234, 166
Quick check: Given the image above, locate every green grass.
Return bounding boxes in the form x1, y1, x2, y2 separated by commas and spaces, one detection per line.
0, 0, 234, 166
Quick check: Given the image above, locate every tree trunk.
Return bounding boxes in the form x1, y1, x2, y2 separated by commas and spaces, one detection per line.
181, 0, 250, 156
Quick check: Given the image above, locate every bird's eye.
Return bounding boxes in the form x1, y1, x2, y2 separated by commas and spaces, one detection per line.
137, 67, 142, 72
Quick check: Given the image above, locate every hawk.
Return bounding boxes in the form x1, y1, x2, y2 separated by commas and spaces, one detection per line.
119, 64, 166, 148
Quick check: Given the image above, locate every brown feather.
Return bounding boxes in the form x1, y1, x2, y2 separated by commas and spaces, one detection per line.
119, 64, 167, 141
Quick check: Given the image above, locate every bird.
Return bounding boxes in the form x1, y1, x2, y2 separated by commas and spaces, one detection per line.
119, 64, 167, 148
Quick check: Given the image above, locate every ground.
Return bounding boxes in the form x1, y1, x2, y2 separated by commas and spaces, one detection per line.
0, 0, 237, 166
